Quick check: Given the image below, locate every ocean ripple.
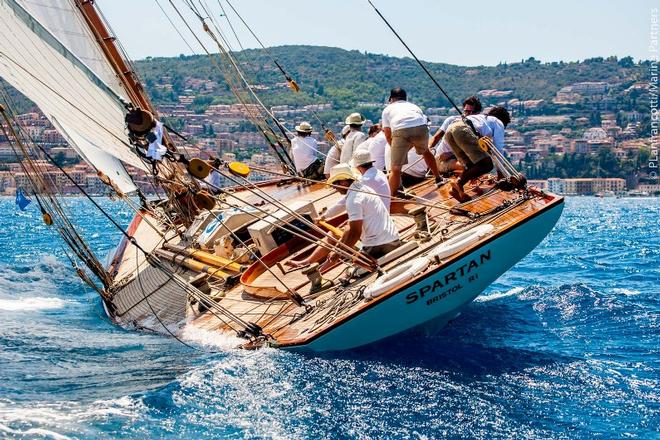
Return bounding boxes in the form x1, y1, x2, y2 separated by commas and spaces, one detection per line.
0, 196, 657, 439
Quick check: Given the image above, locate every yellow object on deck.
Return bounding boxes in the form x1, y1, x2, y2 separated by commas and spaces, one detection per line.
478, 136, 494, 153
163, 243, 244, 273
228, 162, 250, 178
154, 249, 231, 279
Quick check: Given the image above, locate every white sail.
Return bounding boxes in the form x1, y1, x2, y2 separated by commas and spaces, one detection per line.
52, 117, 138, 194
0, 0, 149, 193
18, 0, 125, 97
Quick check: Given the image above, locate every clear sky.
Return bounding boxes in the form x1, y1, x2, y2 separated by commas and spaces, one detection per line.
99, 0, 655, 66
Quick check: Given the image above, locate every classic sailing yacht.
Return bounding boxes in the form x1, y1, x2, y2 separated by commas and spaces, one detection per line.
0, 0, 563, 352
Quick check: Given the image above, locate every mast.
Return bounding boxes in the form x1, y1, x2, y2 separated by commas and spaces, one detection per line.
73, 0, 156, 116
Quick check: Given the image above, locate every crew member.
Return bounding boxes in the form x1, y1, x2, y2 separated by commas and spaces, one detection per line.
429, 96, 482, 176
444, 106, 511, 202
291, 122, 323, 180
355, 124, 387, 171
339, 112, 367, 165
324, 125, 350, 178
381, 88, 442, 197
286, 164, 400, 268
144, 119, 168, 175
322, 150, 391, 219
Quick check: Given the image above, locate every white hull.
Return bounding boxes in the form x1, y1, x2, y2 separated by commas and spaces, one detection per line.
289, 201, 564, 352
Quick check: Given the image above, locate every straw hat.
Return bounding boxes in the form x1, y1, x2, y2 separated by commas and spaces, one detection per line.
351, 149, 373, 167
295, 121, 313, 133
327, 163, 357, 186
344, 112, 365, 125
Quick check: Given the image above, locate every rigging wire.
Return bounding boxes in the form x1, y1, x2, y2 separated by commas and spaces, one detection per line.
223, 0, 341, 145
154, 0, 198, 54
167, 0, 296, 171
0, 96, 258, 341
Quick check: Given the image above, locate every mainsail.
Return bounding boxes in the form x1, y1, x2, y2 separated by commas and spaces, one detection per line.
0, 0, 147, 193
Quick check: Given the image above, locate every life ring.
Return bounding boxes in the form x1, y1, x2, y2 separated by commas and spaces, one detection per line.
364, 257, 429, 299
428, 224, 495, 262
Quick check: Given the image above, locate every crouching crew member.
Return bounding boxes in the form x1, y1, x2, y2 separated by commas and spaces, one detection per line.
286, 164, 400, 269
443, 106, 511, 202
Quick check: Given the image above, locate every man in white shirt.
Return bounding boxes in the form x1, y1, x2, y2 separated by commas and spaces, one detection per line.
323, 145, 340, 178
324, 125, 351, 177
339, 113, 368, 165
352, 150, 390, 210
384, 144, 428, 188
286, 164, 400, 269
146, 120, 167, 161
444, 106, 511, 202
355, 124, 387, 171
291, 122, 323, 180
381, 88, 442, 197
322, 149, 391, 219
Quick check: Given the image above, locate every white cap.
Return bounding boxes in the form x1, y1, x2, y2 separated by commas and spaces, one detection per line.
351, 149, 373, 167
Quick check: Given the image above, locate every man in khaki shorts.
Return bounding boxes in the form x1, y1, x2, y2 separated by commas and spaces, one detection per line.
381, 87, 442, 197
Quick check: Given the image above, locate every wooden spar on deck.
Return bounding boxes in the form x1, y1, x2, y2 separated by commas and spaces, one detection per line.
162, 243, 245, 273
154, 249, 233, 280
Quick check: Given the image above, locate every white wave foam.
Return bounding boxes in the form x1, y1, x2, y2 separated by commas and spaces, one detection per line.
611, 288, 640, 296
0, 297, 67, 311
0, 396, 145, 435
179, 324, 244, 349
476, 286, 524, 302
0, 423, 72, 440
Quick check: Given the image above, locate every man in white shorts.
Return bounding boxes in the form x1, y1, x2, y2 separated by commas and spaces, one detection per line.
381, 87, 442, 197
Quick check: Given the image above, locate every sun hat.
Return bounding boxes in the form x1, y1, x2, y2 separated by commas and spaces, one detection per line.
351, 149, 373, 167
295, 121, 313, 133
327, 163, 357, 186
344, 112, 365, 125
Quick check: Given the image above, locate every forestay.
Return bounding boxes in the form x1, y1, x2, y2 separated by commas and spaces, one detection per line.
0, 0, 147, 193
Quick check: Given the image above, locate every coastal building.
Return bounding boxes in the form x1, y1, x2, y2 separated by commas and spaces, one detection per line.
552, 178, 626, 195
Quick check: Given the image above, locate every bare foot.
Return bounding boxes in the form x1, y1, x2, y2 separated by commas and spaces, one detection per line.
284, 259, 307, 269
450, 181, 471, 203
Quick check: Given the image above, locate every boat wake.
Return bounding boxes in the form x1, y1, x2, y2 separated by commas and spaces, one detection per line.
179, 325, 245, 349
0, 297, 67, 312
475, 286, 524, 302
0, 397, 145, 440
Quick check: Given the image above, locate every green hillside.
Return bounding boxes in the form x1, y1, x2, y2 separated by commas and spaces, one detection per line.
135, 46, 646, 116
1, 45, 648, 125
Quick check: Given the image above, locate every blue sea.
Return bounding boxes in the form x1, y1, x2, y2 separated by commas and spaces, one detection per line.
0, 196, 657, 439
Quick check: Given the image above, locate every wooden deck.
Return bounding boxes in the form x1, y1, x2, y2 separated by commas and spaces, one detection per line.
176, 176, 562, 348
